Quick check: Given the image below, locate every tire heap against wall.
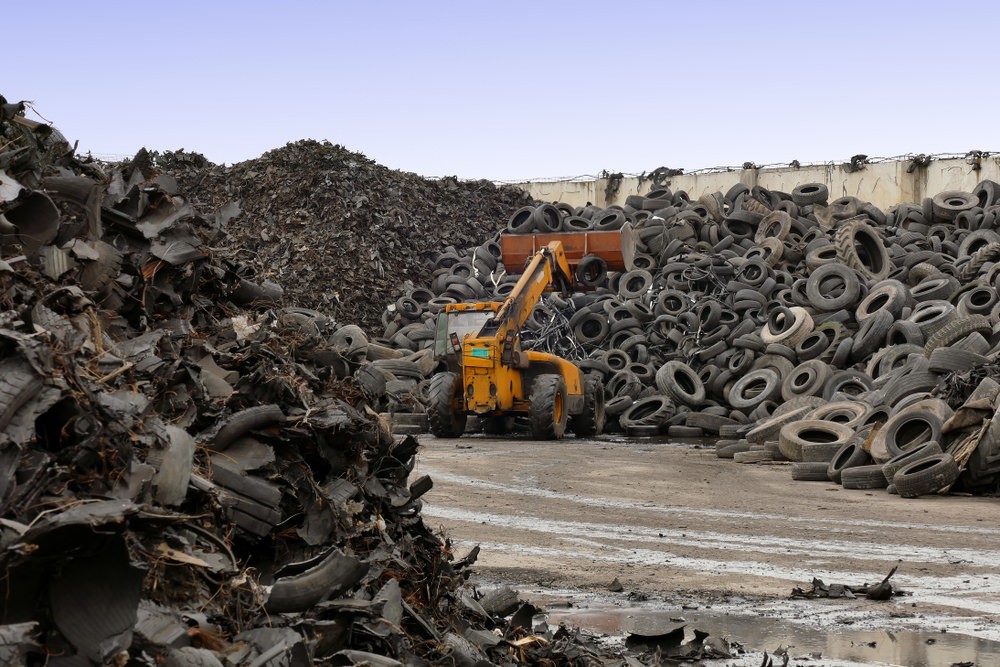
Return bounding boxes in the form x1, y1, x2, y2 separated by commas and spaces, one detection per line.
376, 183, 1000, 498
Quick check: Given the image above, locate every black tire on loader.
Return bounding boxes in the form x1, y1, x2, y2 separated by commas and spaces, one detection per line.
530, 374, 569, 440
427, 372, 467, 438
570, 376, 605, 437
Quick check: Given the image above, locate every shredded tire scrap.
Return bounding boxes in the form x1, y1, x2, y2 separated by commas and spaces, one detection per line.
0, 97, 737, 666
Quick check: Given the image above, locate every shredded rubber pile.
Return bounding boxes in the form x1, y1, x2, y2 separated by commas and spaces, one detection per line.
153, 142, 532, 332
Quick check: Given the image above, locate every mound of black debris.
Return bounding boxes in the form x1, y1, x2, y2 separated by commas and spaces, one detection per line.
152, 142, 533, 332
1, 97, 745, 665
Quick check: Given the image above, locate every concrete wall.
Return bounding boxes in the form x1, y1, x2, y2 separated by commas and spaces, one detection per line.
518, 157, 1000, 210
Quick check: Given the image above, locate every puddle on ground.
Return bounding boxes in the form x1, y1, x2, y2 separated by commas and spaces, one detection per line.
546, 605, 998, 666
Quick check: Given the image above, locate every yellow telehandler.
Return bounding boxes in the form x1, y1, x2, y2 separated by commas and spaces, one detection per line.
427, 225, 635, 439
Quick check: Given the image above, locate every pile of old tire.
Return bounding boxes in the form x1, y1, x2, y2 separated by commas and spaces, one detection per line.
377, 182, 1000, 494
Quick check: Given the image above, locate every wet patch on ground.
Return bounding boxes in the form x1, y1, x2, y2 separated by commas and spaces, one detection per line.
518, 586, 1000, 666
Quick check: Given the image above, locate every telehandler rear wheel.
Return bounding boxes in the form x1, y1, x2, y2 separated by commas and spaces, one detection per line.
570, 375, 606, 437
427, 372, 467, 437
529, 374, 569, 440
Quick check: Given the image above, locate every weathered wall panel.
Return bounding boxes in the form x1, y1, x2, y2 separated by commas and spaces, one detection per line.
519, 157, 1000, 210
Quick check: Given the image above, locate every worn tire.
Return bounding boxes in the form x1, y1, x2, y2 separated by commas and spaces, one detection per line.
507, 206, 536, 233
835, 218, 892, 280
841, 464, 889, 490
908, 300, 957, 339
529, 374, 569, 440
781, 360, 833, 401
745, 402, 817, 445
932, 190, 977, 221
779, 420, 854, 462
791, 461, 832, 481
882, 441, 943, 484
685, 410, 737, 434
427, 372, 468, 438
734, 450, 775, 464
805, 263, 862, 312
619, 270, 654, 299
828, 441, 872, 484
851, 309, 893, 360
656, 361, 706, 407
882, 371, 940, 408
882, 411, 943, 459
927, 347, 988, 373
855, 280, 910, 323
894, 453, 960, 498
957, 241, 1000, 282
801, 441, 845, 463
761, 306, 814, 347
717, 441, 753, 458
619, 395, 674, 430
576, 255, 609, 287
961, 409, 1000, 491
923, 315, 992, 356
728, 369, 782, 410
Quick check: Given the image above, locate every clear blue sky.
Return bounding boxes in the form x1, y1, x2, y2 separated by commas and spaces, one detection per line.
7, 1, 998, 181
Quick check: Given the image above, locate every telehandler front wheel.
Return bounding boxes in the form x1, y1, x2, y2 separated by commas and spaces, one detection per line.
570, 375, 605, 437
427, 372, 467, 437
529, 374, 568, 440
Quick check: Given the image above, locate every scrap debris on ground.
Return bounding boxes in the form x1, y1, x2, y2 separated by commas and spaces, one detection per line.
0, 97, 710, 665
791, 567, 904, 601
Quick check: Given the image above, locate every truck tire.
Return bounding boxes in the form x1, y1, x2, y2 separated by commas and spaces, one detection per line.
835, 218, 892, 281
427, 372, 467, 438
530, 374, 569, 440
570, 376, 605, 437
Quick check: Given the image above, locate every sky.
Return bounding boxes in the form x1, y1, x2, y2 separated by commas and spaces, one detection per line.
5, 1, 999, 182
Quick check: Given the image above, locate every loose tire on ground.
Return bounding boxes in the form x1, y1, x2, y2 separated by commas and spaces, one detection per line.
841, 465, 889, 490
894, 453, 960, 498
828, 441, 872, 484
792, 461, 834, 481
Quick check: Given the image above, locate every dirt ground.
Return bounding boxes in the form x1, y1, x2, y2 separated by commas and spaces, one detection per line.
414, 433, 1000, 647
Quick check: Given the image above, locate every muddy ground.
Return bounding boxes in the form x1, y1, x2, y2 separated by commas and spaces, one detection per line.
415, 433, 1000, 664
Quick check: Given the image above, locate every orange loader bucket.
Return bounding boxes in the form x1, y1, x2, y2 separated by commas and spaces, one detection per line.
499, 224, 636, 275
